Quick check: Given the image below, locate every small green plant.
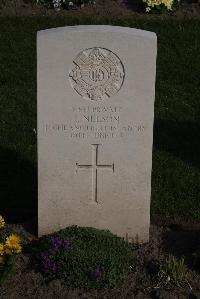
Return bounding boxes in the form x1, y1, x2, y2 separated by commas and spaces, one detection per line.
158, 255, 189, 287
28, 226, 135, 289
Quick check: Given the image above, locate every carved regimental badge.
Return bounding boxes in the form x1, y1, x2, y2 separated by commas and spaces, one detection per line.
69, 47, 125, 101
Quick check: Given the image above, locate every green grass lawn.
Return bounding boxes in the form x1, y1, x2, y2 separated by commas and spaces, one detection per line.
0, 17, 199, 222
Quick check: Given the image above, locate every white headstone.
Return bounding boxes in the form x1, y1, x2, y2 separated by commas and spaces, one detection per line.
37, 25, 157, 243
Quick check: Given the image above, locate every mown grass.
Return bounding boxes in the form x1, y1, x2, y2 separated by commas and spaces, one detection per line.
0, 17, 199, 222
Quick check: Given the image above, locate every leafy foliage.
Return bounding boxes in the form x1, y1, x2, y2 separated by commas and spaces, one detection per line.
28, 226, 135, 289
0, 255, 15, 286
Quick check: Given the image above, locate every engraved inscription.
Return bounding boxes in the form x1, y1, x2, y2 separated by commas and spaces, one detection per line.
76, 144, 114, 203
45, 105, 146, 140
69, 48, 125, 101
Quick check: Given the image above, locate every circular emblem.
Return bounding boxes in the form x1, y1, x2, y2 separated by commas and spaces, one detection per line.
69, 47, 125, 101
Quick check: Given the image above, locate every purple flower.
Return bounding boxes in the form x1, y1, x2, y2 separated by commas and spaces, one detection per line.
63, 239, 70, 249
48, 248, 57, 254
40, 237, 70, 274
51, 236, 63, 246
50, 237, 70, 251
92, 267, 102, 280
42, 261, 49, 270
41, 256, 51, 269
51, 262, 57, 272
41, 251, 57, 273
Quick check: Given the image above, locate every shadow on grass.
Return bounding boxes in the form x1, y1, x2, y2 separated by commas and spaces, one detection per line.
154, 119, 200, 170
123, 0, 146, 13
0, 147, 37, 234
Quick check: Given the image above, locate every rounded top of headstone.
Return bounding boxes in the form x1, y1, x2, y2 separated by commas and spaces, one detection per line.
37, 25, 157, 40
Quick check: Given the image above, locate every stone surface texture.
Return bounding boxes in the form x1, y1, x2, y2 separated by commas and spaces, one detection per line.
37, 25, 157, 243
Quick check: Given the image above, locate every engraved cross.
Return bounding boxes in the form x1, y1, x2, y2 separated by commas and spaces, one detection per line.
76, 144, 114, 204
